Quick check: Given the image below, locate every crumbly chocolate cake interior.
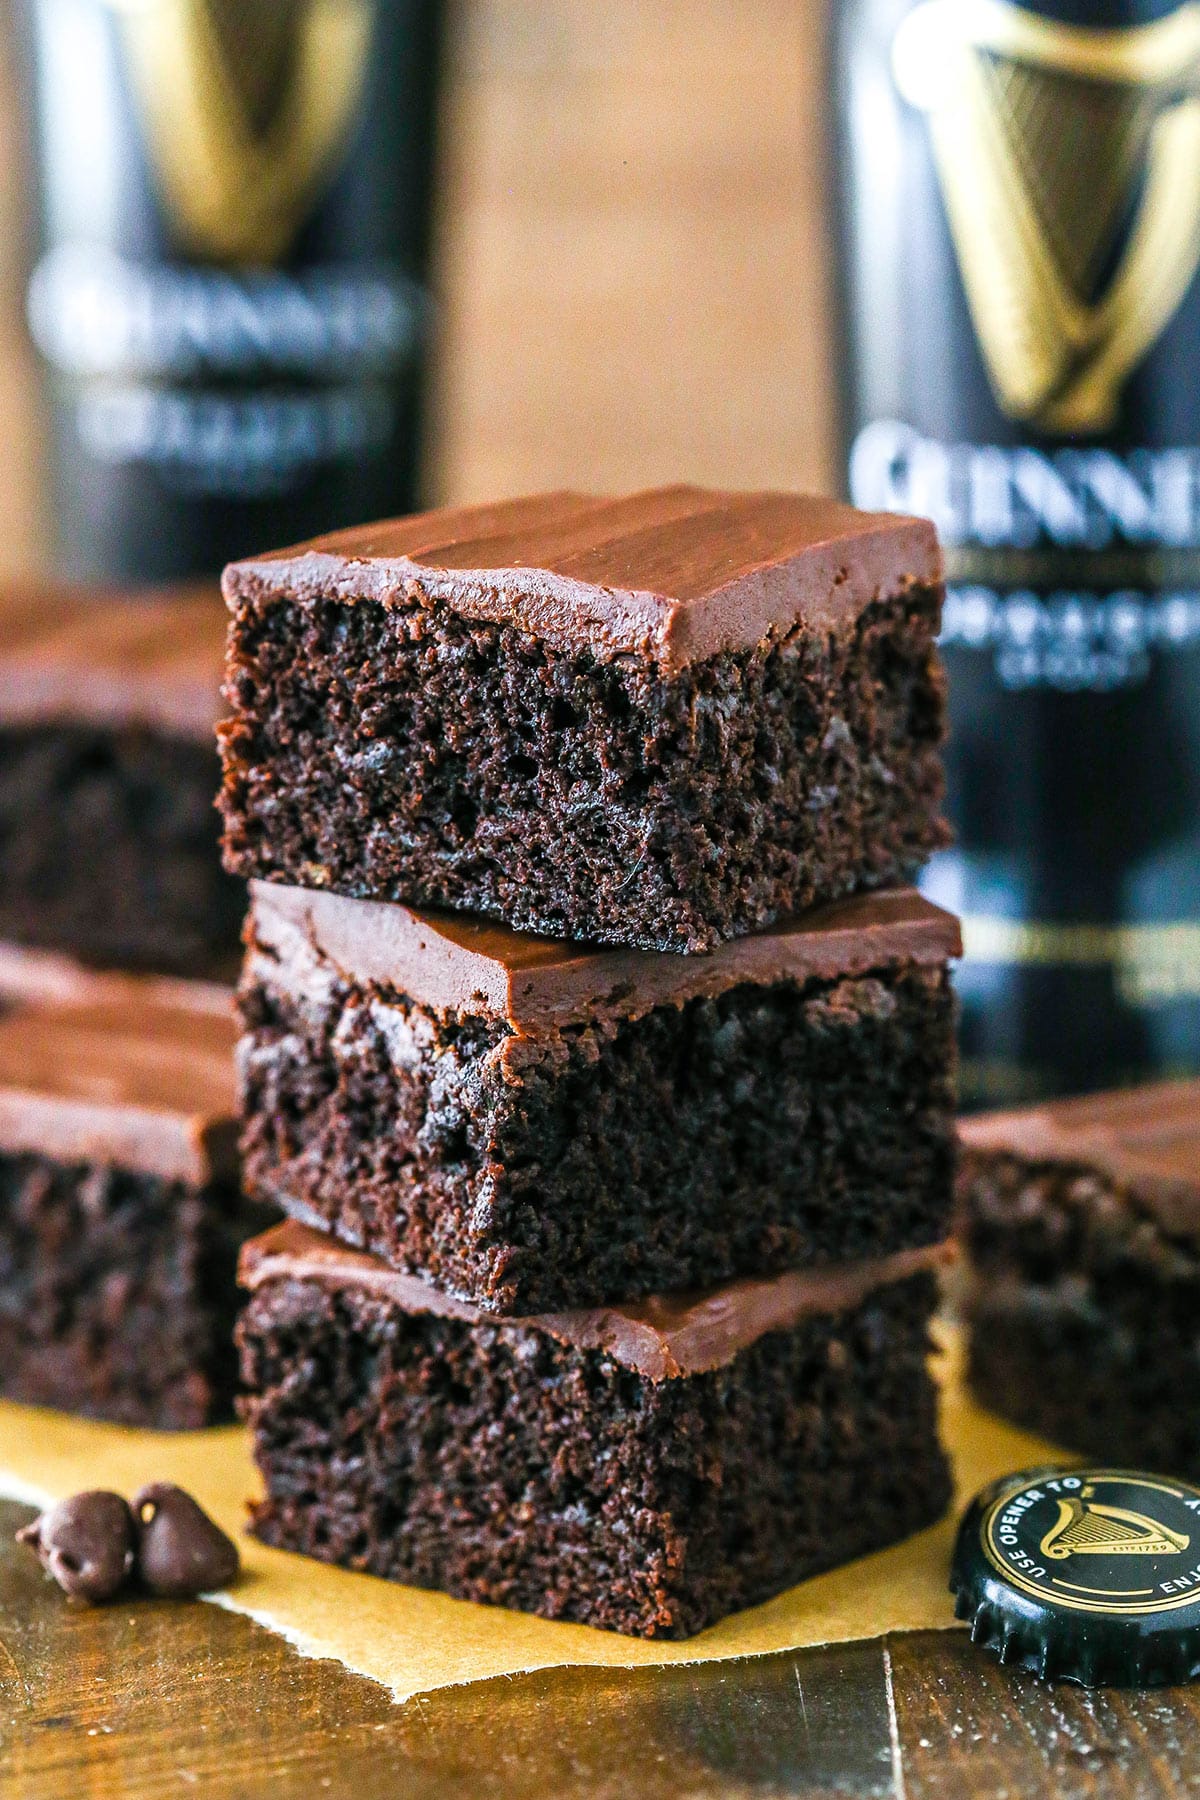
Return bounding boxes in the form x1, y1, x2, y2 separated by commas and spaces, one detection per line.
0, 975, 265, 1427
0, 1151, 266, 1428
220, 582, 946, 953
240, 938, 957, 1311
0, 724, 244, 979
0, 581, 242, 979
963, 1149, 1200, 1476
238, 1258, 950, 1638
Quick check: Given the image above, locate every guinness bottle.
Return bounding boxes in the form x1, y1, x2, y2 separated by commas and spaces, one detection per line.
19, 0, 444, 580
834, 0, 1200, 1104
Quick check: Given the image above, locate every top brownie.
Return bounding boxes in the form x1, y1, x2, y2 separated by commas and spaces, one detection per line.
219, 487, 948, 951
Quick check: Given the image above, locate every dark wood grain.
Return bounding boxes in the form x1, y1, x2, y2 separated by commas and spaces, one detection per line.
391, 1640, 896, 1800
2, 1501, 1200, 1798
891, 1630, 1200, 1800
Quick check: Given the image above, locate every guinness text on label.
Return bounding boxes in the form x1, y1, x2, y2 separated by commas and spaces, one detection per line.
852, 419, 1200, 553
18, 0, 445, 577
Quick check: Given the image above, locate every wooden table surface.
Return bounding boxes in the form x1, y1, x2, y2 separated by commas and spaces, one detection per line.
2, 1501, 1198, 1799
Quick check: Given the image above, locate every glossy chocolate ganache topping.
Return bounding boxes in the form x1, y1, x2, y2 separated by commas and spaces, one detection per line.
248, 881, 962, 1035
241, 1223, 953, 1381
224, 486, 942, 671
0, 978, 237, 1185
0, 579, 225, 740
961, 1080, 1200, 1241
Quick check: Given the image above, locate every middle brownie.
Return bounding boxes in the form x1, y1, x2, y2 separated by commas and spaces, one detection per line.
238, 881, 960, 1313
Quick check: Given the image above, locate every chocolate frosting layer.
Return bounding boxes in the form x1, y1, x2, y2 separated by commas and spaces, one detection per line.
248, 881, 961, 1034
0, 580, 225, 739
225, 487, 942, 671
240, 1222, 952, 1380
0, 981, 238, 1185
960, 1081, 1200, 1239
0, 940, 234, 1013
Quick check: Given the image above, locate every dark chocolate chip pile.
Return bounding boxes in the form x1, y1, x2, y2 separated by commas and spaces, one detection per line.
16, 1482, 239, 1604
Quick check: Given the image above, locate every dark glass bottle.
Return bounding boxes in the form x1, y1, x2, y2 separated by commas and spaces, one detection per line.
833, 0, 1200, 1105
19, 0, 444, 580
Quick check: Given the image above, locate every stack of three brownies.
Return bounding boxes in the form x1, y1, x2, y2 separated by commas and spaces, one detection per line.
221, 486, 962, 1639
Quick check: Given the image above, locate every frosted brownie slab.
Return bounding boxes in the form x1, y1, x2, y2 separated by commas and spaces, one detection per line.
0, 580, 242, 977
239, 1222, 952, 1638
0, 971, 268, 1426
219, 487, 947, 951
960, 1081, 1200, 1474
238, 881, 960, 1312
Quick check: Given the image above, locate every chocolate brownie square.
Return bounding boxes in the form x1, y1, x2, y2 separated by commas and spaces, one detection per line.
238, 881, 961, 1313
0, 969, 271, 1427
219, 487, 948, 952
960, 1081, 1200, 1475
238, 1222, 952, 1638
0, 580, 244, 978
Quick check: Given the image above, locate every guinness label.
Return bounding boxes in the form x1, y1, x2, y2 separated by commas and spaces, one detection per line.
952, 1468, 1200, 1684
893, 0, 1200, 431
108, 0, 373, 265
834, 0, 1200, 1105
18, 0, 444, 579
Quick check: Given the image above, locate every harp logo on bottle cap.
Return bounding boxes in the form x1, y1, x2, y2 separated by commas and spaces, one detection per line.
952, 1467, 1200, 1687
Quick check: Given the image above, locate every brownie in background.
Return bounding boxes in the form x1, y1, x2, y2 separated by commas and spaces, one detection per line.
960, 1081, 1200, 1475
0, 967, 270, 1428
0, 581, 244, 979
239, 1222, 952, 1639
219, 487, 948, 953
239, 882, 961, 1313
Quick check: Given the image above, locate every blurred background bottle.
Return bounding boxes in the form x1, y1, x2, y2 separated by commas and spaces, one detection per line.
17, 0, 444, 580
834, 0, 1200, 1104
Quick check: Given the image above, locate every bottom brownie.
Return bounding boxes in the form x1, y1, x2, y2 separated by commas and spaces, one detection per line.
238, 1225, 951, 1639
0, 1151, 269, 1429
960, 1083, 1200, 1476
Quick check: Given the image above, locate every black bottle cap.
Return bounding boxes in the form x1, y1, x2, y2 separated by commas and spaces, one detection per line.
950, 1467, 1200, 1688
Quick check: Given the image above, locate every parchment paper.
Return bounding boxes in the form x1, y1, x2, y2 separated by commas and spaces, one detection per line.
0, 1328, 1065, 1702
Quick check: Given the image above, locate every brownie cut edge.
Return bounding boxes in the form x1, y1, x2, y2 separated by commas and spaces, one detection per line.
219, 486, 948, 951
0, 581, 244, 979
237, 1222, 953, 1638
237, 882, 961, 1311
0, 976, 271, 1427
959, 1080, 1200, 1475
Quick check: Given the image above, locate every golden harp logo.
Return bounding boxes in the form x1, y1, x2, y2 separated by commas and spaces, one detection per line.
1039, 1488, 1191, 1561
893, 0, 1200, 432
104, 0, 373, 265
980, 1471, 1200, 1616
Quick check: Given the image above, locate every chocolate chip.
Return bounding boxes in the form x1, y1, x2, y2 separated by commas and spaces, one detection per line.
132, 1483, 239, 1598
16, 1492, 135, 1603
